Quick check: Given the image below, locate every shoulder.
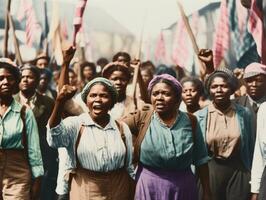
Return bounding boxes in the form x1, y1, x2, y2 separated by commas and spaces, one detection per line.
36, 92, 54, 106
195, 106, 208, 118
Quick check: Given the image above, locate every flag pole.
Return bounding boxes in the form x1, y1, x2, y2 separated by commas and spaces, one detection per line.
176, 0, 206, 76
131, 19, 145, 109
8, 12, 23, 65
3, 0, 11, 57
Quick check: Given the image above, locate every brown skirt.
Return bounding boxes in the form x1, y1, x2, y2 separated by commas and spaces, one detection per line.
0, 149, 31, 200
69, 167, 133, 200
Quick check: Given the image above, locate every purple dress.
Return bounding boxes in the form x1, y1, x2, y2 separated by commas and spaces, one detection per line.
135, 164, 198, 200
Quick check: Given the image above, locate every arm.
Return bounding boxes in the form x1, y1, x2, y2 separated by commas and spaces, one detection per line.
122, 122, 135, 178
193, 118, 211, 200
197, 163, 212, 200
58, 46, 76, 91
198, 49, 214, 80
25, 109, 43, 199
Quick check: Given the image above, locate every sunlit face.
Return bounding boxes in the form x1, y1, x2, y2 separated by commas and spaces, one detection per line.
108, 70, 128, 96
83, 66, 94, 80
36, 58, 48, 69
38, 74, 49, 92
151, 82, 179, 114
245, 74, 266, 101
68, 71, 77, 86
116, 56, 130, 66
0, 68, 16, 97
86, 84, 113, 120
19, 69, 38, 92
140, 69, 153, 86
209, 76, 232, 104
182, 81, 200, 107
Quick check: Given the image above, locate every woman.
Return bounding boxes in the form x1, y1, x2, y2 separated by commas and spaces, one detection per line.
181, 77, 205, 113
123, 74, 211, 200
196, 67, 254, 200
79, 61, 97, 90
47, 77, 134, 200
0, 58, 43, 199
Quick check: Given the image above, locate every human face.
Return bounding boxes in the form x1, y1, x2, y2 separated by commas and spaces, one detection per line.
117, 56, 130, 66
108, 71, 128, 96
182, 81, 200, 106
245, 74, 266, 101
151, 82, 179, 115
141, 70, 153, 86
19, 69, 37, 92
0, 68, 16, 97
83, 66, 94, 80
69, 71, 77, 86
36, 58, 48, 69
38, 75, 49, 92
209, 76, 232, 105
86, 84, 113, 120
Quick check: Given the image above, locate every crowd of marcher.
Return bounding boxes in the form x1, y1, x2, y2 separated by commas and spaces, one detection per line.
0, 46, 266, 200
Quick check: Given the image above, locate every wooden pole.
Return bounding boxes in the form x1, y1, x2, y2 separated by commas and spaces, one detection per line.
8, 12, 23, 65
176, 0, 206, 75
3, 0, 11, 57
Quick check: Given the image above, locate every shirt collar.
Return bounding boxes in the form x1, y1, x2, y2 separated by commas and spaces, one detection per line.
247, 94, 266, 106
10, 99, 22, 112
80, 112, 116, 131
208, 101, 235, 115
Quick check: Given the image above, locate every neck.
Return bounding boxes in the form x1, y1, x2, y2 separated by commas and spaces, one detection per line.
187, 104, 200, 113
21, 90, 36, 99
213, 100, 231, 112
117, 93, 126, 102
157, 110, 178, 126
0, 96, 13, 107
92, 114, 110, 128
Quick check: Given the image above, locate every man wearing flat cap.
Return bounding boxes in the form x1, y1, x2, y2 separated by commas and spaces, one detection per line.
235, 62, 266, 137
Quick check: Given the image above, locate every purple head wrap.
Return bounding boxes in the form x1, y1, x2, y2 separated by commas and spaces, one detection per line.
148, 74, 183, 97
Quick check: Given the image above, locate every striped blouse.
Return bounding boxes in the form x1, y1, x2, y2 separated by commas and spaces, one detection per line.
47, 112, 134, 175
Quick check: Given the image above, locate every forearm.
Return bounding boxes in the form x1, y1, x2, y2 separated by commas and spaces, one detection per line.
137, 72, 150, 103
49, 100, 65, 128
197, 163, 211, 195
58, 61, 70, 91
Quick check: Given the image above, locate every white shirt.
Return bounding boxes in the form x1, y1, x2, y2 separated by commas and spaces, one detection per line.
251, 102, 266, 193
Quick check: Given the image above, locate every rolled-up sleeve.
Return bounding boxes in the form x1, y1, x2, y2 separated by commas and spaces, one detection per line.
193, 123, 210, 166
25, 109, 44, 178
46, 116, 78, 149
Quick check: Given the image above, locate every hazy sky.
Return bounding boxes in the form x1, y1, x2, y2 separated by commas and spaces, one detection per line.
62, 0, 220, 37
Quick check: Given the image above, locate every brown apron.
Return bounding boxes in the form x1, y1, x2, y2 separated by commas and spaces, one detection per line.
68, 121, 134, 200
0, 105, 31, 200
0, 150, 31, 200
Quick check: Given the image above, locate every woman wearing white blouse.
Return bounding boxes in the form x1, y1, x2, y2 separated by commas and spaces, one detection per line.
47, 77, 134, 200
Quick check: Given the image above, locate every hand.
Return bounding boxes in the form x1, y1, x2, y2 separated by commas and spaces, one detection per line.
198, 49, 214, 75
233, 68, 244, 80
130, 59, 141, 71
62, 45, 76, 64
31, 177, 41, 200
56, 85, 77, 102
250, 193, 258, 200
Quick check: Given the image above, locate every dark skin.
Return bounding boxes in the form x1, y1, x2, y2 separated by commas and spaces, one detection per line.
182, 81, 201, 113
19, 69, 38, 99
245, 74, 266, 101
0, 68, 17, 116
198, 49, 215, 80
0, 68, 41, 199
209, 76, 232, 111
150, 82, 211, 200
